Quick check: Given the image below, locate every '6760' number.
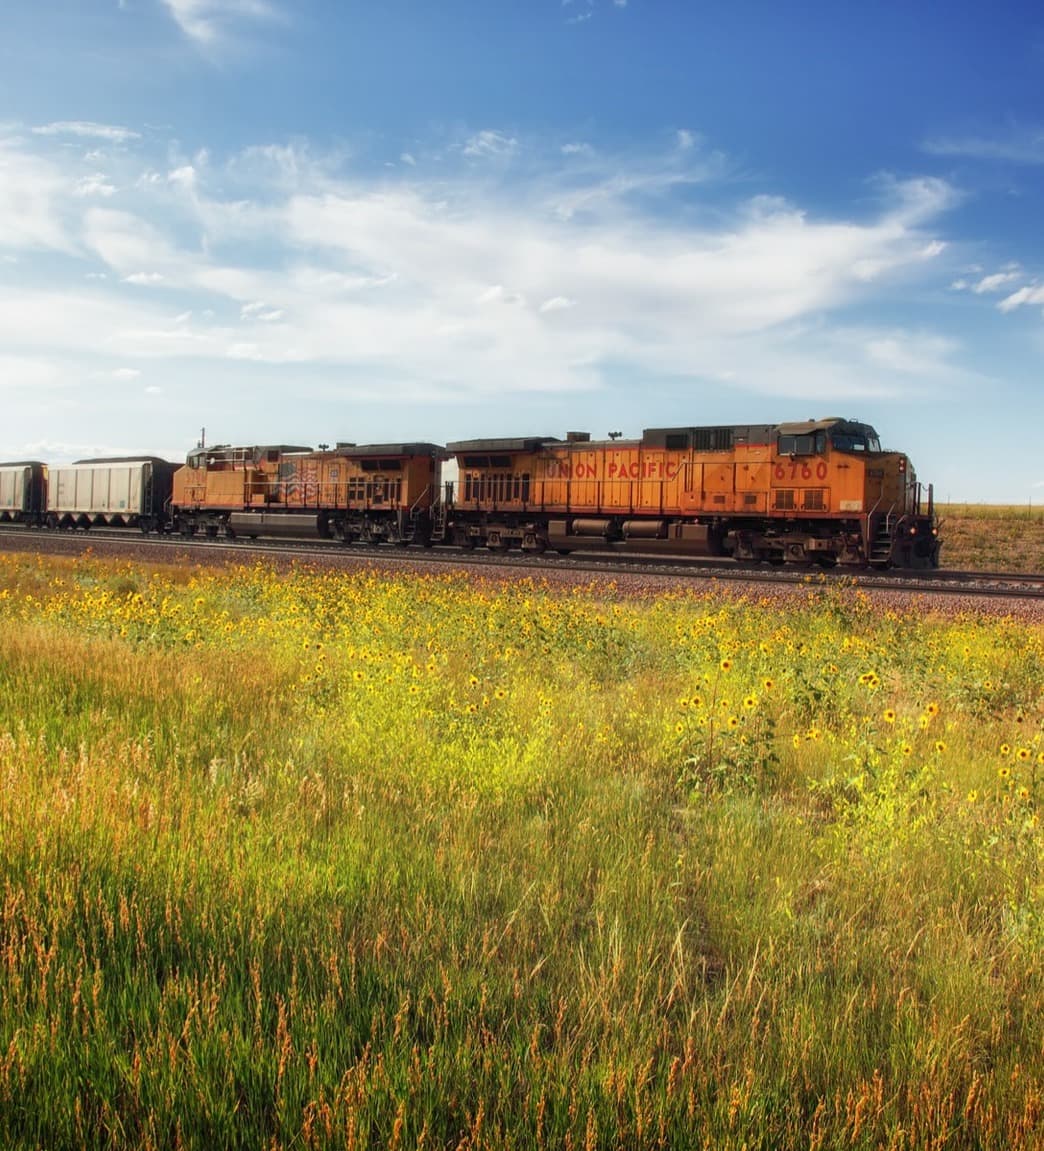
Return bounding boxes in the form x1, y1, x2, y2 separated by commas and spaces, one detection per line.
775, 461, 829, 481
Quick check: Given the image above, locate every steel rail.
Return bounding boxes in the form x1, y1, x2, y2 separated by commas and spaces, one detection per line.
0, 525, 1041, 601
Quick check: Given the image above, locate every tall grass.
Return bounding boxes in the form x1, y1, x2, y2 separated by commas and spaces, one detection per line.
0, 551, 1040, 1148
935, 503, 1044, 573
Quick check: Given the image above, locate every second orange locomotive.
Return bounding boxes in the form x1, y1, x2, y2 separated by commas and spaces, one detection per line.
171, 441, 446, 544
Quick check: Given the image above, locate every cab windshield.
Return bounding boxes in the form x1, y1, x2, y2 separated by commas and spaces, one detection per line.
777, 431, 827, 456
829, 428, 881, 453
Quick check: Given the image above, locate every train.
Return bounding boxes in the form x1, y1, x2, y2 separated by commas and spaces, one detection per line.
0, 416, 940, 568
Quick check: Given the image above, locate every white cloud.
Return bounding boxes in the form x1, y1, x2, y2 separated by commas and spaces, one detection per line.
923, 127, 1044, 166
463, 130, 518, 159
0, 128, 977, 429
161, 0, 283, 46
400, 152, 417, 167
241, 300, 284, 322
112, 368, 142, 380
973, 271, 1021, 293
32, 121, 139, 144
863, 331, 957, 376
74, 174, 117, 198
0, 140, 74, 251
998, 284, 1044, 313
0, 355, 66, 391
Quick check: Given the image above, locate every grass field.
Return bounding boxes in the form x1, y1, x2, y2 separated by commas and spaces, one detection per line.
936, 503, 1044, 573
0, 551, 1040, 1149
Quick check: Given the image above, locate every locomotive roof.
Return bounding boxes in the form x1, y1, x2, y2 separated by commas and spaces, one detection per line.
185, 444, 313, 465
641, 425, 776, 447
447, 436, 562, 453
0, 460, 46, 468
774, 418, 847, 435
325, 442, 448, 459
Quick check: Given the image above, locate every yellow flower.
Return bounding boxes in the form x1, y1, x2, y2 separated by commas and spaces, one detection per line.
998, 766, 1011, 780
762, 677, 775, 691
882, 709, 896, 724
720, 658, 732, 672
675, 721, 686, 735
1000, 743, 1011, 756
1016, 747, 1030, 762
925, 701, 939, 717
743, 695, 758, 710
727, 716, 740, 730
934, 740, 945, 754
966, 790, 978, 803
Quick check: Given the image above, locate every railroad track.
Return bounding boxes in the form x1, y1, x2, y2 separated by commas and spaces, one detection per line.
1, 525, 1042, 601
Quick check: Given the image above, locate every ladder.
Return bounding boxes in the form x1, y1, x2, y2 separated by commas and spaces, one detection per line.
869, 511, 896, 564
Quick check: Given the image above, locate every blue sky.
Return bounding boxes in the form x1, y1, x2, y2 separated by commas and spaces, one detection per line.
2, 1, 1043, 501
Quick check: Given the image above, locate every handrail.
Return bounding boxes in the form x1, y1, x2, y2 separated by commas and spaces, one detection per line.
409, 485, 431, 517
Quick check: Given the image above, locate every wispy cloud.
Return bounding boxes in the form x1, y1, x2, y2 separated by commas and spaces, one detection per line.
951, 269, 1022, 294
462, 130, 518, 159
74, 174, 117, 198
0, 140, 74, 252
33, 121, 140, 143
0, 125, 977, 427
161, 0, 283, 47
998, 284, 1044, 313
923, 126, 1044, 166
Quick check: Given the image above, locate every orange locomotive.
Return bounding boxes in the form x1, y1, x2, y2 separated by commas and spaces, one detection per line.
444, 417, 938, 567
171, 441, 446, 544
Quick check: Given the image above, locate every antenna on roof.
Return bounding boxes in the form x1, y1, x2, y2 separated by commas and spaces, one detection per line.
197, 427, 206, 449
608, 431, 622, 440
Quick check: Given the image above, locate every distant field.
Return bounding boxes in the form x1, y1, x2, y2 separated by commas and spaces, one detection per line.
937, 503, 1044, 573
